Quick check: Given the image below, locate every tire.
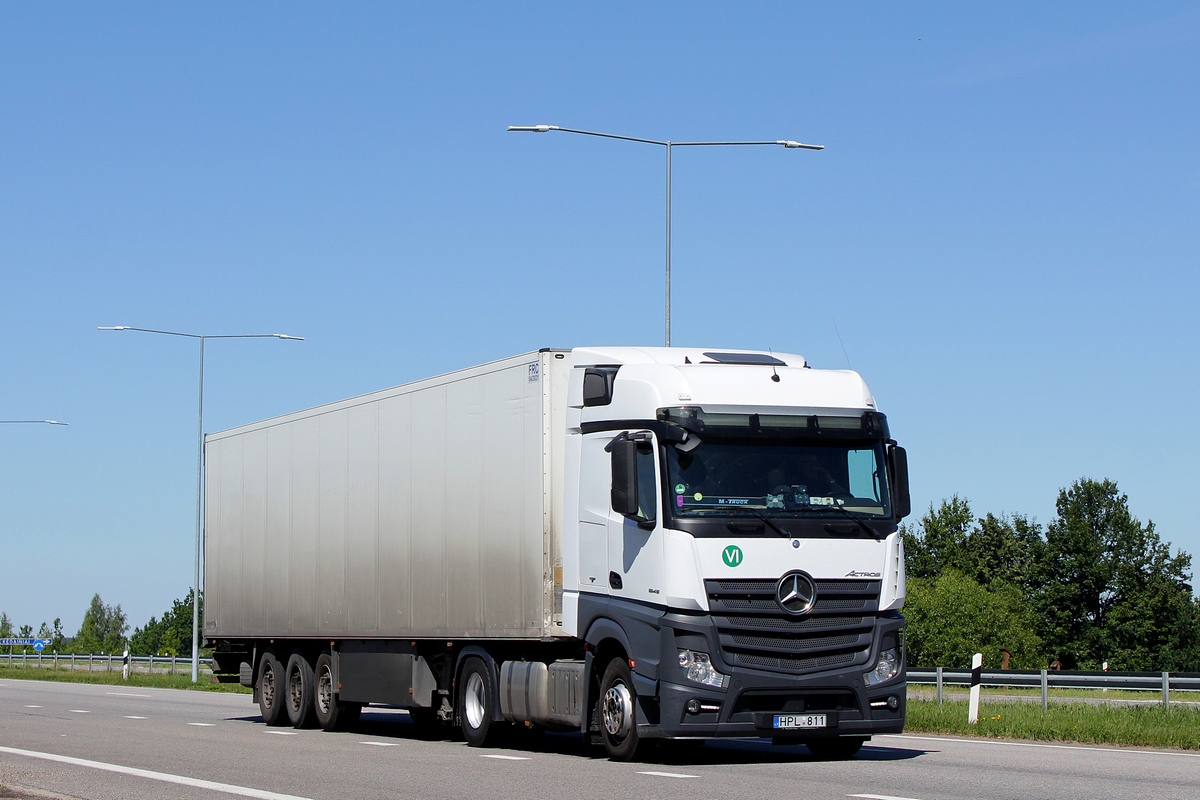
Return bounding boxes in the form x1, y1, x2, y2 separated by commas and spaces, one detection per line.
805, 737, 865, 760
459, 657, 504, 747
257, 649, 288, 727
285, 651, 317, 729
598, 657, 645, 761
313, 653, 360, 732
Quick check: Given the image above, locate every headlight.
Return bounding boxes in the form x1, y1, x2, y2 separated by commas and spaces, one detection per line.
677, 649, 728, 689
864, 647, 899, 686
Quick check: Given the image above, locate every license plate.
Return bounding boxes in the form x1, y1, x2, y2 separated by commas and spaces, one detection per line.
773, 714, 827, 729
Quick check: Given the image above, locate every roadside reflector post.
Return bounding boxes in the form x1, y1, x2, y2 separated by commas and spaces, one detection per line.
936, 666, 943, 704
968, 653, 982, 724
1162, 672, 1170, 707
1040, 669, 1048, 711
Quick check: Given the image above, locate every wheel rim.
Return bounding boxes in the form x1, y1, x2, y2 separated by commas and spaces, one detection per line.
317, 666, 333, 715
602, 680, 633, 739
289, 667, 304, 712
262, 665, 277, 708
464, 671, 486, 730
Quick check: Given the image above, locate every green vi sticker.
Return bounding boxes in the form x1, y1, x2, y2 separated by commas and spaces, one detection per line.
722, 545, 743, 568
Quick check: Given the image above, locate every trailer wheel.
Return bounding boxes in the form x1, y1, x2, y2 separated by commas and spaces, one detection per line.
257, 650, 288, 727
598, 657, 645, 761
314, 653, 359, 732
285, 652, 317, 729
459, 658, 503, 747
805, 737, 865, 760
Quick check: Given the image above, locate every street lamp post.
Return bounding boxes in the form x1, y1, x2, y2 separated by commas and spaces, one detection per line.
99, 326, 303, 682
507, 125, 823, 346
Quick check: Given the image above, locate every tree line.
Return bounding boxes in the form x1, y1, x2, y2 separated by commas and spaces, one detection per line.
1, 590, 200, 657
902, 477, 1200, 671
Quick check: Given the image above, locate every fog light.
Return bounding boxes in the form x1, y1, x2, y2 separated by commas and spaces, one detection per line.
863, 648, 899, 687
686, 699, 701, 714
677, 649, 729, 689
887, 695, 899, 710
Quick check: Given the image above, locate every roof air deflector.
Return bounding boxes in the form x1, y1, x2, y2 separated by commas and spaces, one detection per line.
700, 352, 787, 366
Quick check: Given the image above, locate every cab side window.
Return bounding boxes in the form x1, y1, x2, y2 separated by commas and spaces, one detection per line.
635, 443, 657, 524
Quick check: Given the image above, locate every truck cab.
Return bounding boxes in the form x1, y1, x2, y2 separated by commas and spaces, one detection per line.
561, 347, 909, 759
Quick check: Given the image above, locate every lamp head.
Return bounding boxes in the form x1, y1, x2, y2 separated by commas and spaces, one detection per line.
507, 125, 557, 133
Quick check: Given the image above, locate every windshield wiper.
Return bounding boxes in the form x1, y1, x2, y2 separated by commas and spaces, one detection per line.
743, 509, 793, 541
827, 503, 880, 539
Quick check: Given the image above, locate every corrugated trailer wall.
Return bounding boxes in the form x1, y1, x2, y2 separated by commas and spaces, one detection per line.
204, 351, 568, 641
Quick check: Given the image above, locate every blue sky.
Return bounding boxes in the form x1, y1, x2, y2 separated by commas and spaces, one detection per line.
2, 3, 1197, 634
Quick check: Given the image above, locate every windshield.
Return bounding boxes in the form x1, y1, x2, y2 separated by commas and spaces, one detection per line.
664, 437, 891, 518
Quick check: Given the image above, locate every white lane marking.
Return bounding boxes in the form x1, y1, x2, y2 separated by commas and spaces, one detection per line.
106, 692, 151, 697
24, 705, 42, 708
850, 795, 928, 800
187, 722, 216, 727
123, 716, 147, 720
360, 742, 400, 747
265, 730, 299, 735
479, 754, 530, 760
881, 734, 1200, 758
638, 771, 699, 778
68, 710, 90, 714
0, 745, 317, 800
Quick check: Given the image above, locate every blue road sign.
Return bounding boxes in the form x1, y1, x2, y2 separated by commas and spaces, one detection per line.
0, 638, 52, 651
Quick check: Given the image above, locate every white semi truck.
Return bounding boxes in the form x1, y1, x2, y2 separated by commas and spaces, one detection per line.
205, 347, 909, 760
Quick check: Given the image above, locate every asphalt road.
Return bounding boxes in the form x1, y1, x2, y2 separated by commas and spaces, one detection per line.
2, 678, 1198, 800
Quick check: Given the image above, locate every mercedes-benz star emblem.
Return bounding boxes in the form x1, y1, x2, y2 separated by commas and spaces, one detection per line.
776, 571, 817, 615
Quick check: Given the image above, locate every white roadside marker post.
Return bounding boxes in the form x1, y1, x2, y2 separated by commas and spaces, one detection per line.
968, 653, 982, 724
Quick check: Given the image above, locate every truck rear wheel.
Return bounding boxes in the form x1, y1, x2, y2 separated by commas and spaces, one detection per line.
459, 657, 504, 747
598, 657, 645, 761
313, 653, 360, 732
805, 736, 865, 759
258, 650, 288, 726
285, 652, 317, 728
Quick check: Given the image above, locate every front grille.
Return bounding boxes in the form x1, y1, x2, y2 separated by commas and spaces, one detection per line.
705, 577, 880, 675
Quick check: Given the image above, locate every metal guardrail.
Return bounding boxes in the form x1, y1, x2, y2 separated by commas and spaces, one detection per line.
908, 667, 1200, 709
2, 651, 214, 675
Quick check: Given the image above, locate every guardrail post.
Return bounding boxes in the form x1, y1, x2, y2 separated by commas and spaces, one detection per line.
936, 666, 943, 704
172, 654, 177, 674
1162, 672, 1170, 707
1041, 669, 1048, 711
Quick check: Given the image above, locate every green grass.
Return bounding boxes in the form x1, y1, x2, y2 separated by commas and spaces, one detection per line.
905, 698, 1200, 750
0, 664, 251, 693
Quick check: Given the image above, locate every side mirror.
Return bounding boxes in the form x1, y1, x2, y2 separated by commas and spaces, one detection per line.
888, 445, 911, 520
610, 437, 639, 517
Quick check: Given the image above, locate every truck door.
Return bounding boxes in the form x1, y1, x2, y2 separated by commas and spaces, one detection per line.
606, 431, 664, 603
576, 433, 613, 596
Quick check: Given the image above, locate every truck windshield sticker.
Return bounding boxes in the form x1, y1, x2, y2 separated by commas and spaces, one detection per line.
674, 483, 686, 494
722, 545, 743, 567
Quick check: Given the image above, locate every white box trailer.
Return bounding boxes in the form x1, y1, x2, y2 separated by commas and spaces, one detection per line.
205, 347, 911, 761
204, 350, 569, 641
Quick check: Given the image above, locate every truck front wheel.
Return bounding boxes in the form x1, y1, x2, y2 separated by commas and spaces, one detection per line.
459, 658, 503, 747
598, 657, 644, 761
257, 650, 287, 726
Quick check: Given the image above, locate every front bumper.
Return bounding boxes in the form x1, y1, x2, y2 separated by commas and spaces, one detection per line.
640, 612, 906, 739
